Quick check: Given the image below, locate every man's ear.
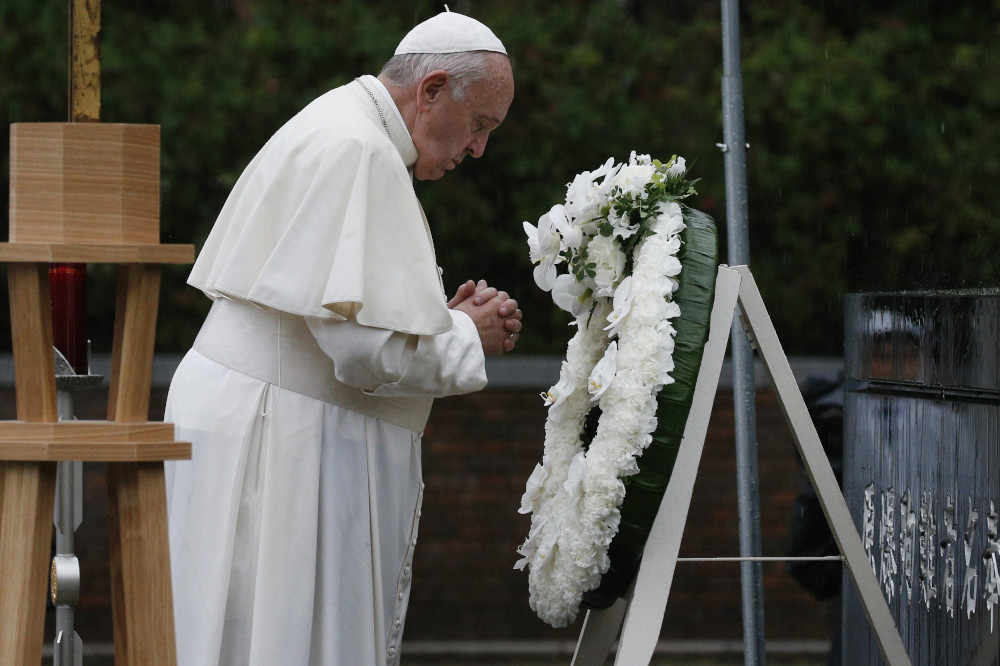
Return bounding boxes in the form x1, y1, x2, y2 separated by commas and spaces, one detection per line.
418, 70, 450, 108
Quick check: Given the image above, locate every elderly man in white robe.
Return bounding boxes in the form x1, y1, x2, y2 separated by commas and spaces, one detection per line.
164, 10, 520, 665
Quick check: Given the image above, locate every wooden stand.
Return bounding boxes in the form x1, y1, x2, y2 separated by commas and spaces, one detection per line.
572, 265, 913, 666
0, 122, 193, 665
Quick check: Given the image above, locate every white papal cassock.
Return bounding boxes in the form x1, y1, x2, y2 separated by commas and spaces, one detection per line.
165, 75, 487, 665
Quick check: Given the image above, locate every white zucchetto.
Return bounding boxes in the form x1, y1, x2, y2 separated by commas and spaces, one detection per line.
394, 9, 507, 56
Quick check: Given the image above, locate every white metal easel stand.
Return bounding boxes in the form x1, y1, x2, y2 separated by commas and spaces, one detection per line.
572, 265, 911, 666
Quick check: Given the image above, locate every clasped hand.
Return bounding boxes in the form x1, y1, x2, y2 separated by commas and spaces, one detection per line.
448, 279, 523, 356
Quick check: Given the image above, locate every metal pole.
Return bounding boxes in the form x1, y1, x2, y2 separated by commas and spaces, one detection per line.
719, 0, 765, 664
53, 391, 84, 666
51, 2, 101, 658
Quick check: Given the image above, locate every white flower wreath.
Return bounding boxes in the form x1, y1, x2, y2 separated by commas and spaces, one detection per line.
517, 152, 697, 628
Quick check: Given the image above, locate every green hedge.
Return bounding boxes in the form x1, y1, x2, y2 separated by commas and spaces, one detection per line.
2, 1, 998, 356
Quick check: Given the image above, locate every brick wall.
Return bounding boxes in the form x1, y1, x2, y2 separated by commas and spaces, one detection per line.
0, 356, 839, 647
410, 387, 833, 643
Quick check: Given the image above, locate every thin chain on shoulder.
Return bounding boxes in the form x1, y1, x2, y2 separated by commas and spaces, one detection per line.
355, 77, 391, 139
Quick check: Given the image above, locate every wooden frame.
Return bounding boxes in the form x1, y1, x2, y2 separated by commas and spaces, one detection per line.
0, 122, 194, 665
572, 265, 912, 666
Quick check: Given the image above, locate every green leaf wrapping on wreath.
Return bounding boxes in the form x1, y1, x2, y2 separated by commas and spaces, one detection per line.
581, 207, 718, 609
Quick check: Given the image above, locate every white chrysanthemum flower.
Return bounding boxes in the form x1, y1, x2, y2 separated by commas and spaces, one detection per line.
586, 235, 625, 298
654, 200, 686, 235
609, 161, 655, 198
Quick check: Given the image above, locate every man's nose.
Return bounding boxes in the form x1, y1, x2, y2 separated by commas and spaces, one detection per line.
468, 134, 488, 159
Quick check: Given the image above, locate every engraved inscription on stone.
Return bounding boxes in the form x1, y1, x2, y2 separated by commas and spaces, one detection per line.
918, 490, 937, 609
864, 483, 877, 574
984, 502, 1000, 631
943, 494, 957, 618
900, 490, 916, 601
881, 486, 897, 602
963, 499, 979, 619
862, 486, 1000, 625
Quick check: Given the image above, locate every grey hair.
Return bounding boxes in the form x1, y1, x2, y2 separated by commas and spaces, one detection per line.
379, 51, 503, 100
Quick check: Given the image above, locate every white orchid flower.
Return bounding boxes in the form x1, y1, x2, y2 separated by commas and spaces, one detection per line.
545, 203, 583, 251
562, 451, 588, 500
540, 370, 574, 409
523, 209, 564, 291
604, 276, 637, 337
513, 549, 533, 571
519, 513, 563, 565
591, 156, 618, 180
588, 341, 618, 401
609, 208, 641, 240
665, 155, 687, 177
514, 514, 548, 569
518, 463, 550, 514
551, 273, 592, 317
565, 169, 596, 220
566, 157, 615, 197
565, 158, 620, 221
595, 159, 622, 197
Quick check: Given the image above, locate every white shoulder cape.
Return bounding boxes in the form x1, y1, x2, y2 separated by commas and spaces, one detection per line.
188, 76, 453, 336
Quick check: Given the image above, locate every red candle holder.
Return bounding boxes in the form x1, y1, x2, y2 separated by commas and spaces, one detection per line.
49, 263, 88, 375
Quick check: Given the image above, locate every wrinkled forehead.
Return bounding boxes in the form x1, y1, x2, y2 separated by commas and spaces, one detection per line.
467, 55, 515, 117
